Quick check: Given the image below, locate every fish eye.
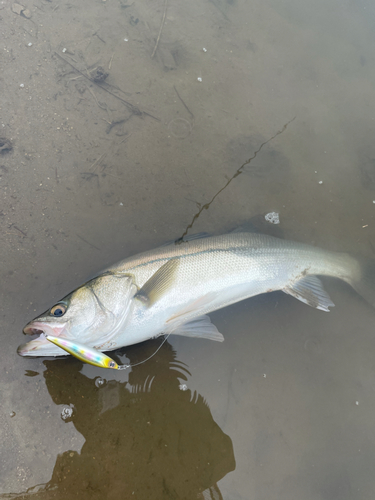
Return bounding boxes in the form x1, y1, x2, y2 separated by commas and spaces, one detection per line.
50, 303, 67, 317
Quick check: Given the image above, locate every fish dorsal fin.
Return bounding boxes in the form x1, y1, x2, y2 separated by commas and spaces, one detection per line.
134, 259, 179, 307
170, 315, 224, 342
283, 276, 335, 312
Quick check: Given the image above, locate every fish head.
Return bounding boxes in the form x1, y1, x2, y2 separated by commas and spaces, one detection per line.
18, 273, 136, 357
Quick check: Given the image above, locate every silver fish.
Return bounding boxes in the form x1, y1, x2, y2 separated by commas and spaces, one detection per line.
18, 231, 372, 358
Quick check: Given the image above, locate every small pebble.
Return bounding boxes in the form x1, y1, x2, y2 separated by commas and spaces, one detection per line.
19, 84, 24, 88
202, 48, 207, 52
119, 202, 123, 206
373, 201, 375, 204
124, 38, 128, 42
197, 77, 202, 82
62, 48, 67, 53
356, 401, 359, 405
263, 374, 266, 378
27, 42, 32, 47
318, 181, 323, 184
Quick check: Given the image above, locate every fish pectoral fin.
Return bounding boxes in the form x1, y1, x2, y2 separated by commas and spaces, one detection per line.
134, 259, 179, 307
166, 291, 219, 323
170, 315, 224, 342
283, 275, 335, 312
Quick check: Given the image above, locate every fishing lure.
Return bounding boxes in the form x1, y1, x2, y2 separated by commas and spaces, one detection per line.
45, 335, 119, 369
45, 334, 170, 370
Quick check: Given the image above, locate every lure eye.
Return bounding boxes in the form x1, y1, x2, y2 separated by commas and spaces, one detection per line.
50, 304, 67, 317
109, 361, 116, 368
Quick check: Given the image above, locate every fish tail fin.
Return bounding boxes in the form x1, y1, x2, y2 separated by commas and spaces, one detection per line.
346, 257, 375, 309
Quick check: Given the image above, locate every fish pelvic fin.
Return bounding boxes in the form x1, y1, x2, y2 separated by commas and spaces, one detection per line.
170, 315, 224, 342
134, 259, 179, 307
283, 275, 335, 312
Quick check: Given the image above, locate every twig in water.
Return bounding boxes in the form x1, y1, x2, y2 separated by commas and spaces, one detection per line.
54, 52, 142, 116
177, 117, 296, 242
173, 86, 194, 119
89, 153, 105, 172
76, 234, 100, 251
109, 52, 115, 70
151, 0, 168, 58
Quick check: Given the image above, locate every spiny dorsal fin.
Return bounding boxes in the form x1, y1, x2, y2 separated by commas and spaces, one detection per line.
283, 275, 335, 312
134, 259, 179, 307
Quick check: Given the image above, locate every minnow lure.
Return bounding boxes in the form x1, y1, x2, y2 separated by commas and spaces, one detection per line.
45, 334, 170, 370
45, 335, 119, 369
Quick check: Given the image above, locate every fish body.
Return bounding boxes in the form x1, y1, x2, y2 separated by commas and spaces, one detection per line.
18, 231, 372, 358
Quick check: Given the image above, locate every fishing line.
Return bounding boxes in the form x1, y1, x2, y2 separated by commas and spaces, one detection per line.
117, 334, 171, 370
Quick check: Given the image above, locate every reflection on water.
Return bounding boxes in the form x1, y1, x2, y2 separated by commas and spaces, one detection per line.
4, 341, 235, 499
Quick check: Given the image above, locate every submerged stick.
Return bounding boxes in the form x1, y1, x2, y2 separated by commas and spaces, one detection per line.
151, 0, 168, 58
177, 117, 296, 242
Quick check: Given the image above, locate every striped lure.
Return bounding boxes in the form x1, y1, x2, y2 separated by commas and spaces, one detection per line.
45, 335, 119, 369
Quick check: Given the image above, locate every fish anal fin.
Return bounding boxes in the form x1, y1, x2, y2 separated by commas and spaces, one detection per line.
171, 315, 224, 342
283, 275, 335, 312
134, 259, 179, 307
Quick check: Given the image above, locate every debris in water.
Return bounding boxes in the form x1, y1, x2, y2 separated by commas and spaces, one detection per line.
61, 406, 74, 421
265, 212, 280, 225
95, 377, 105, 388
12, 3, 31, 18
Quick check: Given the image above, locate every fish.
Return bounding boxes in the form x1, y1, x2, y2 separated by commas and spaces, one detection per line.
45, 335, 119, 369
18, 230, 375, 359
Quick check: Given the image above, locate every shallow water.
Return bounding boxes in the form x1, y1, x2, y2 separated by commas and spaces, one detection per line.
2, 0, 375, 498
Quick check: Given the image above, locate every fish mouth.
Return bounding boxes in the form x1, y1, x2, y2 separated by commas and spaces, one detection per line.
18, 322, 68, 357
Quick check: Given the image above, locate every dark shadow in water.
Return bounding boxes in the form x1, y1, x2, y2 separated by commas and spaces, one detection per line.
3, 340, 235, 500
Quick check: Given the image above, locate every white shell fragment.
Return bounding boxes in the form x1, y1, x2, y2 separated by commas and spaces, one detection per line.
202, 48, 207, 52
197, 77, 202, 82
60, 406, 74, 420
318, 181, 323, 184
265, 212, 280, 225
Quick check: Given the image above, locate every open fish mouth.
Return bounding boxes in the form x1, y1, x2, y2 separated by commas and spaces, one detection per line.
18, 322, 68, 357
